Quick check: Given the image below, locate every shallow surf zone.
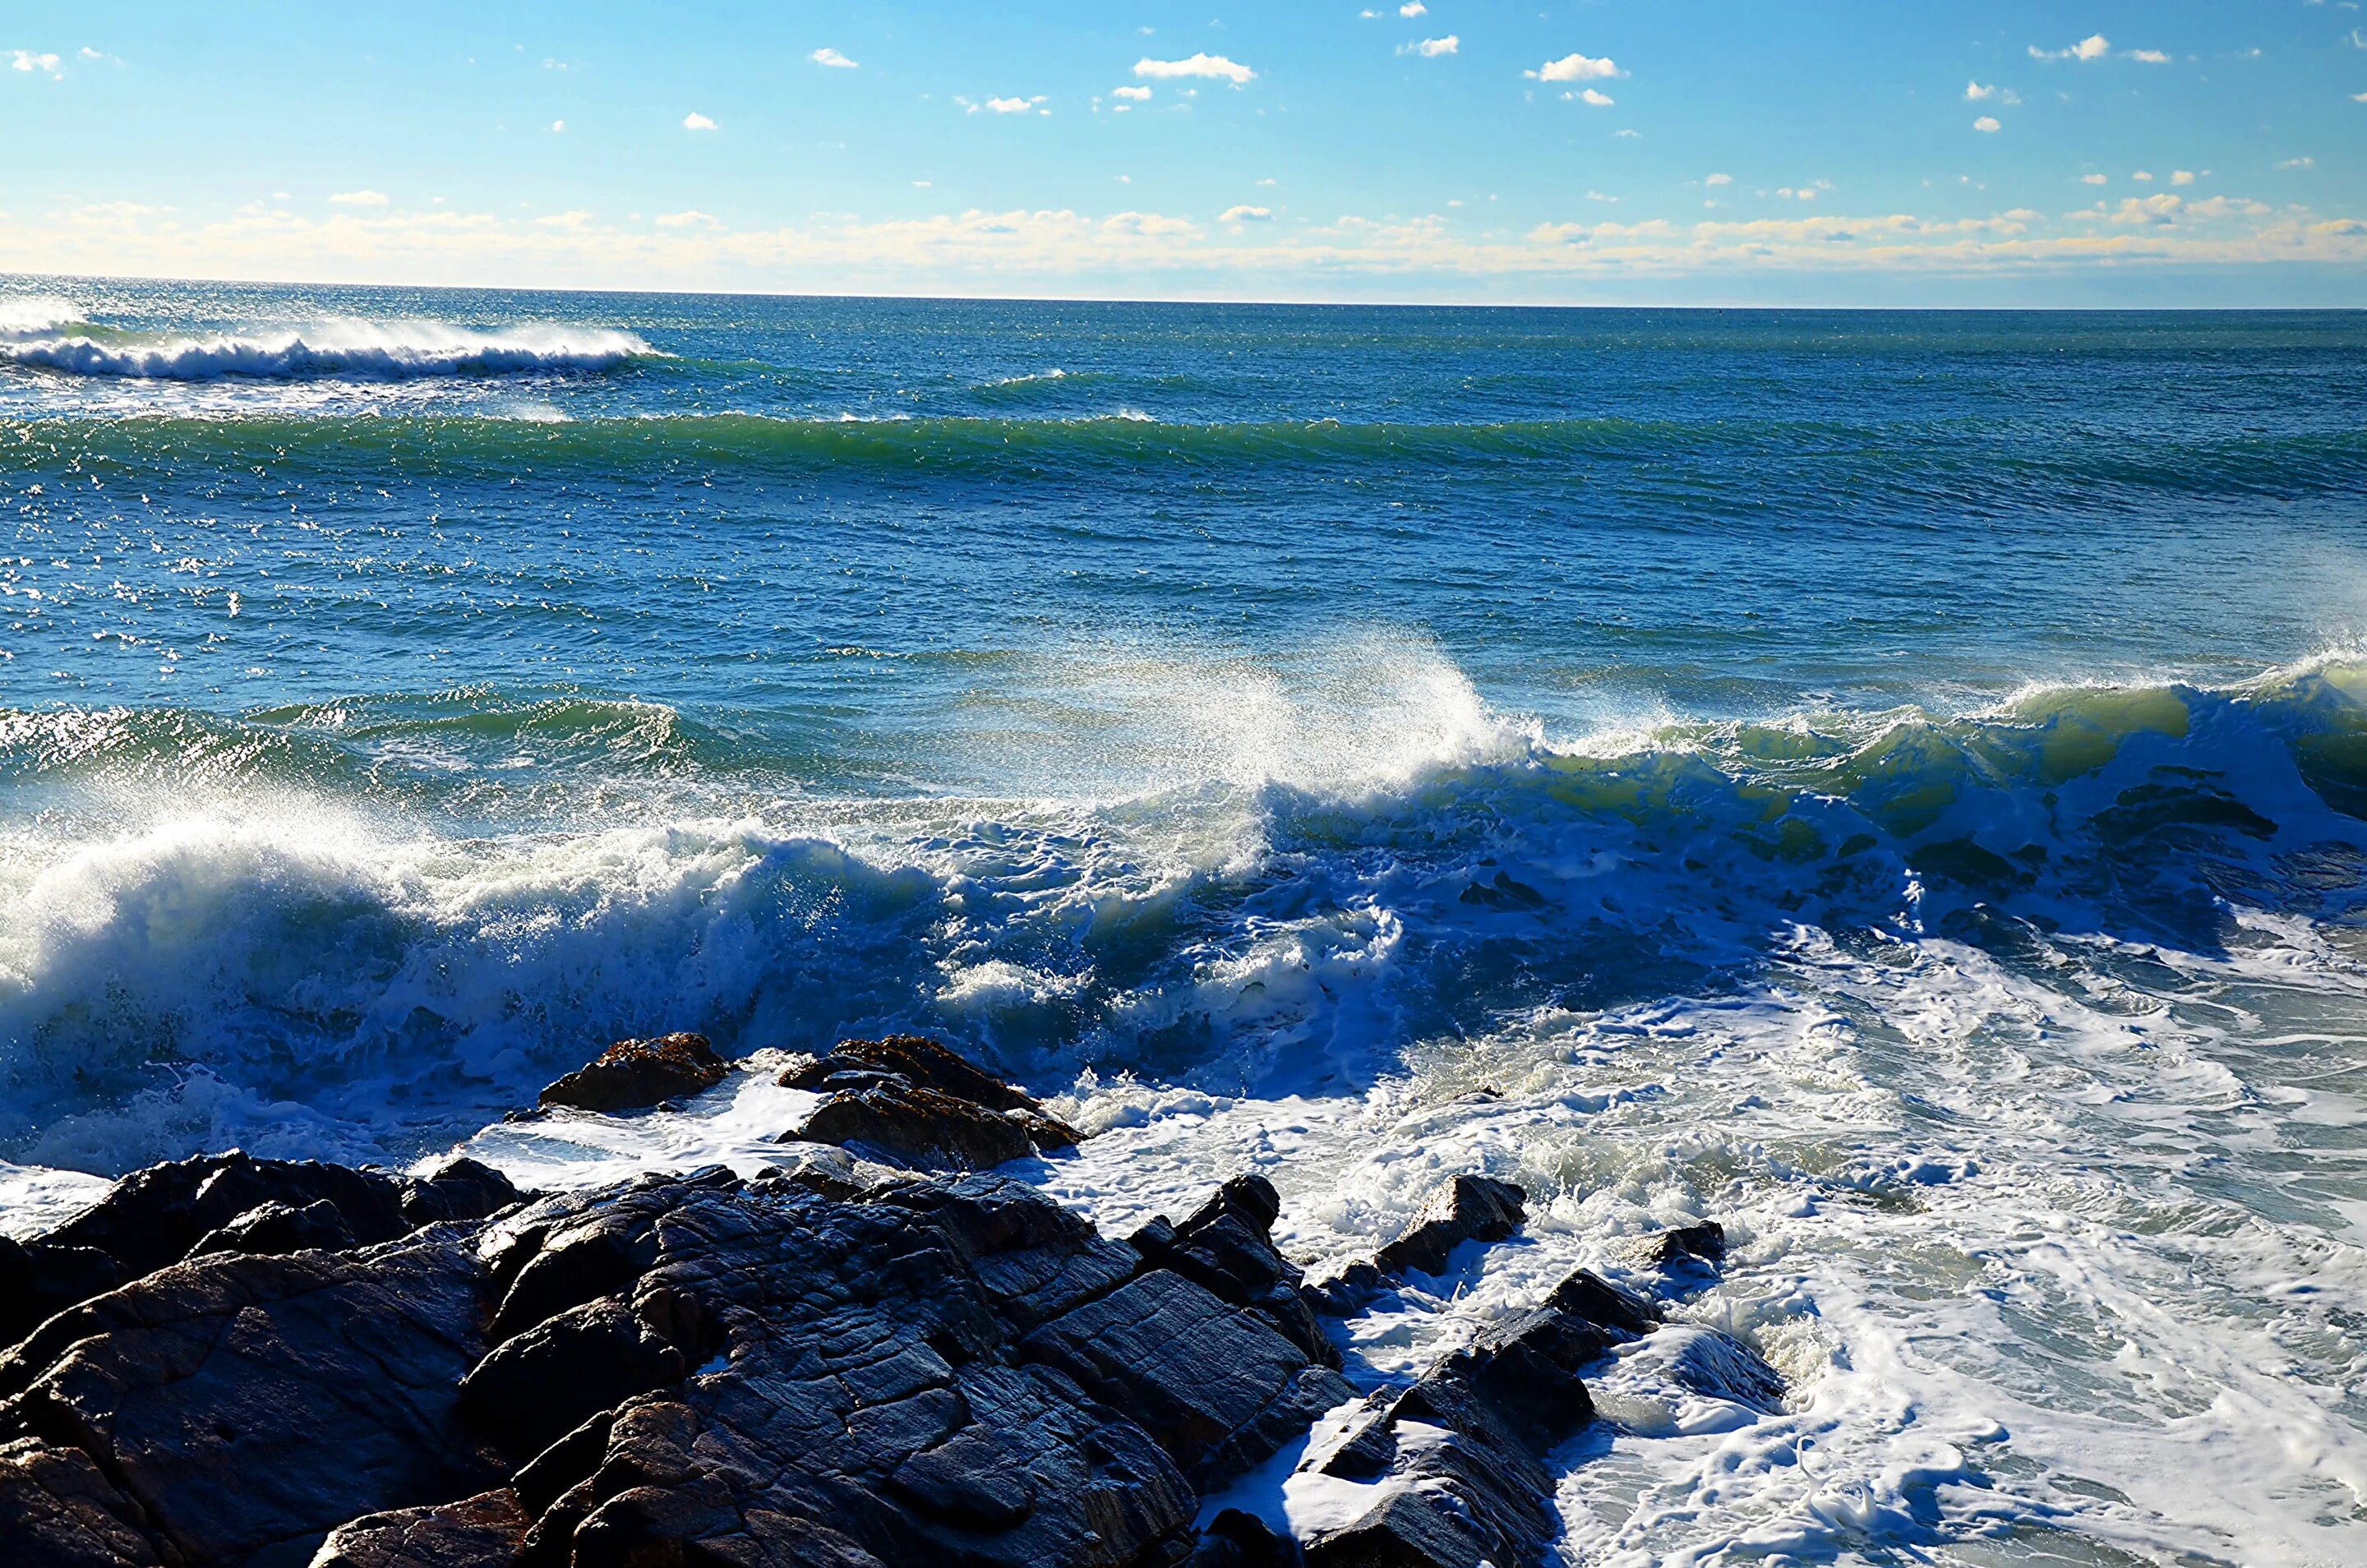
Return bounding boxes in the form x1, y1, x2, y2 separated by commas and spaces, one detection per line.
2, 655, 2366, 1562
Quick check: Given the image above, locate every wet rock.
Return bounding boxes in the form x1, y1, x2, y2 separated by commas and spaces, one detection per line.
1019, 1267, 1358, 1487
1373, 1174, 1527, 1278
1474, 1265, 1660, 1386
1292, 1281, 1603, 1568
538, 1031, 728, 1114
783, 1035, 1083, 1169
1645, 1219, 1728, 1270
1662, 1325, 1787, 1413
794, 1079, 1044, 1169
755, 1140, 910, 1200
1129, 1174, 1340, 1369
0, 1435, 164, 1567
190, 1197, 359, 1258
1301, 1260, 1383, 1318
1190, 1507, 1302, 1567
0, 1231, 504, 1567
402, 1157, 529, 1229
0, 1237, 121, 1349
310, 1487, 531, 1568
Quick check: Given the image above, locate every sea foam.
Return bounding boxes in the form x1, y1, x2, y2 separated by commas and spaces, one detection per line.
0, 316, 653, 379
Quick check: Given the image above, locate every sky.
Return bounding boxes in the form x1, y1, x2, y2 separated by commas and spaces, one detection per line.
6, 2, 2366, 306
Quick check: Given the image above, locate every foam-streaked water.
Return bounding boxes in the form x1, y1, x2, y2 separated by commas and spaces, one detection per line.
4, 278, 2366, 1566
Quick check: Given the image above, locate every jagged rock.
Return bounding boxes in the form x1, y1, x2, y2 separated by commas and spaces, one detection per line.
1646, 1220, 1728, 1270
0, 1435, 164, 1567
472, 1170, 1207, 1566
1019, 1268, 1358, 1487
1129, 1175, 1339, 1369
1190, 1507, 1300, 1567
538, 1032, 729, 1114
32, 1151, 524, 1287
783, 1035, 1083, 1169
0, 1230, 504, 1567
0, 1237, 121, 1349
1292, 1269, 1607, 1568
1474, 1265, 1659, 1385
1373, 1174, 1527, 1278
758, 1141, 910, 1200
1301, 1260, 1383, 1318
794, 1080, 1044, 1169
782, 1035, 1039, 1112
190, 1197, 359, 1258
310, 1487, 531, 1568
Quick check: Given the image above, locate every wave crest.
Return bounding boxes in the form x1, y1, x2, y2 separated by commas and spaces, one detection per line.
0, 316, 655, 380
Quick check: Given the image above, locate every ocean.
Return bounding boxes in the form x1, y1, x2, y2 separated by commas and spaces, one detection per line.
3, 278, 2366, 1565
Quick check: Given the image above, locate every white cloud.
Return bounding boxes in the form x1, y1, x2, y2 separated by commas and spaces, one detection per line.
1400, 1, 1426, 14
2111, 192, 2184, 224
1409, 36, 1458, 58
1572, 88, 1614, 105
330, 189, 390, 206
535, 210, 594, 229
2081, 173, 2108, 185
549, 119, 565, 133
683, 112, 717, 131
983, 95, 1046, 114
810, 47, 858, 70
2355, 92, 2367, 103
2277, 155, 2315, 168
1133, 53, 1255, 85
912, 180, 931, 188
2128, 48, 2171, 64
656, 210, 718, 228
2171, 168, 2195, 184
1966, 80, 1996, 101
1586, 191, 1619, 203
2133, 169, 2153, 182
1257, 177, 1277, 187
1530, 53, 1623, 82
7, 49, 62, 76
1113, 85, 1151, 100
1220, 205, 1274, 222
1705, 173, 1733, 187
1973, 116, 2001, 132
1614, 128, 1641, 139
2030, 34, 2111, 62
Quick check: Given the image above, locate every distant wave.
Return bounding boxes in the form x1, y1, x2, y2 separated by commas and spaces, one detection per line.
0, 296, 86, 344
0, 316, 655, 380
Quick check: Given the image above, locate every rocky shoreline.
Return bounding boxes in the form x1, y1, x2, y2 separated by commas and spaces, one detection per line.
0, 1035, 1778, 1567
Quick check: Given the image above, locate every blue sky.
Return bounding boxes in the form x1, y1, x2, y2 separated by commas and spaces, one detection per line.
7, 2, 2365, 303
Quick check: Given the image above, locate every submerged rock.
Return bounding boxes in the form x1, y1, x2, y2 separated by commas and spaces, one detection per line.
1307, 1173, 1530, 1316
786, 1035, 1082, 1169
1646, 1219, 1728, 1270
538, 1031, 729, 1114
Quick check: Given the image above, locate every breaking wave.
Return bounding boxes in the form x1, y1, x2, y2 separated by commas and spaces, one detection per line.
0, 316, 655, 380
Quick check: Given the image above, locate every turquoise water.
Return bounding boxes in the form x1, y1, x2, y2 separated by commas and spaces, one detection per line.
5, 280, 2367, 1564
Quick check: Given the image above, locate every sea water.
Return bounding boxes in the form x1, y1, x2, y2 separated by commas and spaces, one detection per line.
3, 279, 2366, 1565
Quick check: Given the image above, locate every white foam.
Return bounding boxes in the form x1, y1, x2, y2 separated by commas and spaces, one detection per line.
0, 316, 653, 379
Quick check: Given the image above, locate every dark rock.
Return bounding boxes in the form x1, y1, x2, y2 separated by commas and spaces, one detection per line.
311, 1487, 531, 1568
189, 1197, 359, 1258
782, 1035, 1085, 1166
782, 1035, 1038, 1113
39, 1151, 416, 1280
1193, 1508, 1302, 1567
1130, 1175, 1340, 1369
794, 1080, 1042, 1169
1018, 1267, 1357, 1486
0, 1237, 121, 1349
0, 1435, 164, 1567
1302, 1260, 1382, 1318
1646, 1220, 1728, 1270
0, 1231, 504, 1567
1291, 1265, 1616, 1568
401, 1157, 527, 1229
1372, 1174, 1527, 1279
459, 1299, 689, 1455
538, 1032, 728, 1114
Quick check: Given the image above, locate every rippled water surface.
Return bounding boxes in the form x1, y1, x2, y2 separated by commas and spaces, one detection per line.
4, 278, 2366, 1566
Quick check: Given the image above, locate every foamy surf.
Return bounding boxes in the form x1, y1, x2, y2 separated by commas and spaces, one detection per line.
0, 315, 654, 379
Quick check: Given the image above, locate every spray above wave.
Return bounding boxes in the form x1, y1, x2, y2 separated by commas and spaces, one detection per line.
6, 651, 2367, 1172
0, 314, 657, 380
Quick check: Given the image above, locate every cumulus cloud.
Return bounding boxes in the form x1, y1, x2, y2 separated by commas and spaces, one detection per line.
655, 210, 719, 228
2081, 173, 2107, 185
2111, 192, 2184, 224
1400, 1, 1426, 14
1113, 85, 1151, 100
330, 190, 390, 206
2128, 48, 2171, 64
1705, 173, 1733, 187
810, 48, 857, 69
1966, 81, 1997, 100
982, 95, 1047, 114
2031, 34, 2111, 62
1407, 36, 1458, 58
1530, 53, 1623, 82
2171, 168, 2196, 184
1973, 116, 2001, 132
2277, 155, 2314, 168
1134, 53, 1255, 84
1220, 205, 1275, 223
7, 49, 62, 75
1573, 88, 1614, 105
683, 112, 717, 131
